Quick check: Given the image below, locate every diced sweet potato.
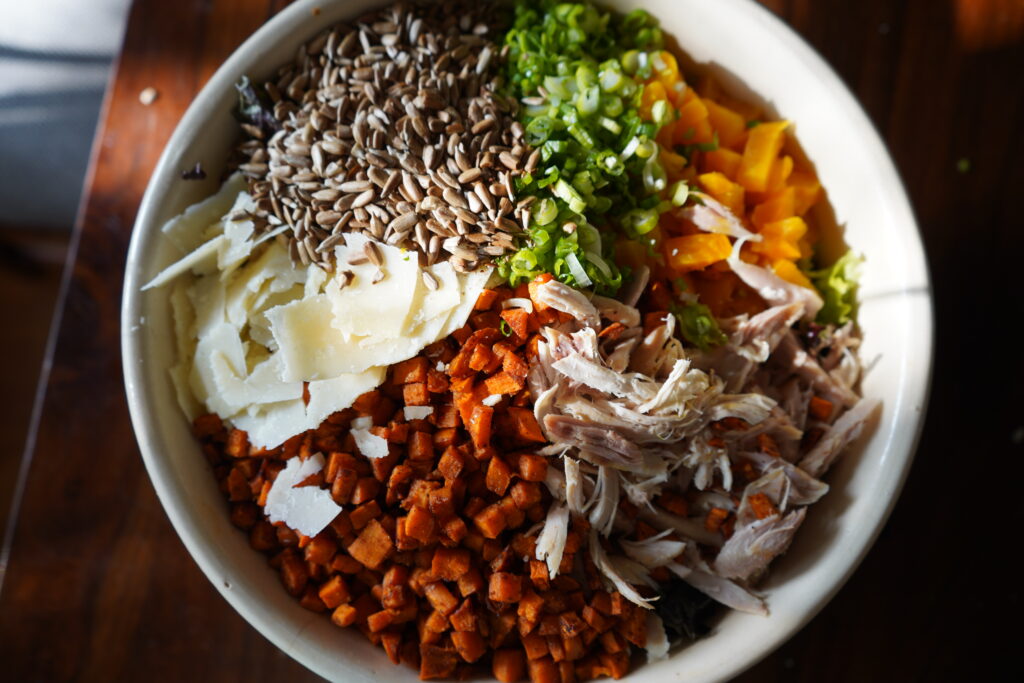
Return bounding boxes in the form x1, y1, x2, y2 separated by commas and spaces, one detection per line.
518, 454, 548, 482
403, 382, 430, 406
452, 631, 487, 663
485, 371, 525, 396
486, 456, 514, 496
347, 519, 394, 570
489, 572, 523, 603
493, 648, 526, 683
468, 404, 494, 448
392, 357, 428, 384
419, 644, 459, 680
423, 582, 459, 616
506, 408, 546, 443
405, 505, 436, 544
473, 503, 506, 539
431, 547, 471, 582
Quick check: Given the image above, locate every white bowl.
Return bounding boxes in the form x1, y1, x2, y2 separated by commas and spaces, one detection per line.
121, 0, 933, 680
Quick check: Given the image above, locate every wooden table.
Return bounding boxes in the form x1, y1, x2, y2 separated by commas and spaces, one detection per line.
2, 0, 1020, 680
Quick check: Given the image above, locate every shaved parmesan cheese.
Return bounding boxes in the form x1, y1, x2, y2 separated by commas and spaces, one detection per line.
161, 173, 247, 252
437, 266, 493, 338
231, 399, 309, 450
403, 406, 434, 420
264, 453, 341, 537
351, 416, 373, 430
306, 368, 386, 430
482, 394, 502, 407
328, 234, 420, 339
143, 235, 225, 290
352, 428, 389, 459
158, 180, 489, 450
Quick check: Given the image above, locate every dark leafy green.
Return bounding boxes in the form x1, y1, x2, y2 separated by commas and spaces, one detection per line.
654, 579, 718, 642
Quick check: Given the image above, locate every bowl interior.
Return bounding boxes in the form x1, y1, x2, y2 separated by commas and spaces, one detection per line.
121, 0, 932, 681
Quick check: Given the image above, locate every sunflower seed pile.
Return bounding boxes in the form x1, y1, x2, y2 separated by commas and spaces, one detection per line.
232, 0, 539, 273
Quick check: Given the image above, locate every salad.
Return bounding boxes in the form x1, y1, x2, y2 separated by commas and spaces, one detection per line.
143, 0, 878, 680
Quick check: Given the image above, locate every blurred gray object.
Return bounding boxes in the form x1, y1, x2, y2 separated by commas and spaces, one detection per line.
0, 0, 130, 230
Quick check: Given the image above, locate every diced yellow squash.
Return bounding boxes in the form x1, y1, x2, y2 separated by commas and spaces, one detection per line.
765, 155, 794, 193
737, 120, 789, 192
788, 170, 822, 215
701, 148, 743, 180
664, 233, 733, 272
654, 50, 680, 89
752, 217, 807, 261
698, 172, 745, 216
772, 259, 814, 289
674, 96, 714, 144
640, 81, 667, 120
704, 100, 748, 150
751, 187, 796, 229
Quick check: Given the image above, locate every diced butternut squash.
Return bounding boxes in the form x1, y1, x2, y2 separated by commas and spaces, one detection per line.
697, 172, 745, 216
751, 216, 807, 261
751, 187, 796, 229
737, 120, 788, 192
664, 233, 733, 272
772, 259, 815, 289
701, 147, 743, 179
704, 99, 748, 150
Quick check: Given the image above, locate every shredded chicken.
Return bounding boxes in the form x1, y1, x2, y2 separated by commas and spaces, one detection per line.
525, 273, 871, 622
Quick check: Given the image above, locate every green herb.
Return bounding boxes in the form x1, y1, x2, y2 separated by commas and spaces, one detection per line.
500, 319, 513, 336
745, 119, 761, 129
675, 132, 720, 160
956, 157, 971, 174
671, 301, 728, 350
499, 0, 670, 294
808, 250, 863, 325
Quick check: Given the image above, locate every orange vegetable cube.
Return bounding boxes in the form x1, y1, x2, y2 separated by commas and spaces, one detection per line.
772, 259, 815, 289
664, 233, 733, 272
737, 120, 789, 192
705, 99, 748, 150
701, 147, 743, 179
697, 172, 745, 216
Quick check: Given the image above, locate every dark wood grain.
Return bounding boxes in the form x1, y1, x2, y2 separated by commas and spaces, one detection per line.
1, 0, 1020, 681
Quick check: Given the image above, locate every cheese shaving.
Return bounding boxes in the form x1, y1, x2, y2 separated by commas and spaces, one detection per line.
264, 453, 341, 537
351, 428, 390, 459
403, 406, 435, 420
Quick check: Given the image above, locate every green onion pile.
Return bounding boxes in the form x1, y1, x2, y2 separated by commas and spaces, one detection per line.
498, 0, 674, 294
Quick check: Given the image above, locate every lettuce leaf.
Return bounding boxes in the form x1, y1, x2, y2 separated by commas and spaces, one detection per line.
671, 301, 727, 351
809, 250, 862, 325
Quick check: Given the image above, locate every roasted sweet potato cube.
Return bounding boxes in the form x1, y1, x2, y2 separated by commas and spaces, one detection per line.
469, 344, 494, 372
502, 351, 530, 379
486, 456, 514, 496
522, 632, 549, 660
506, 407, 546, 443
225, 428, 250, 458
403, 382, 430, 406
405, 505, 436, 544
431, 547, 471, 582
437, 446, 465, 481
472, 503, 506, 539
392, 357, 428, 384
331, 603, 358, 627
468, 404, 494, 448
489, 572, 523, 603
419, 644, 459, 680
510, 480, 542, 509
423, 581, 459, 616
347, 519, 394, 570
517, 590, 545, 634
449, 598, 478, 632
518, 454, 548, 482
492, 648, 526, 683
457, 567, 485, 597
451, 631, 487, 663
527, 656, 559, 683
442, 516, 468, 544
408, 430, 435, 461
